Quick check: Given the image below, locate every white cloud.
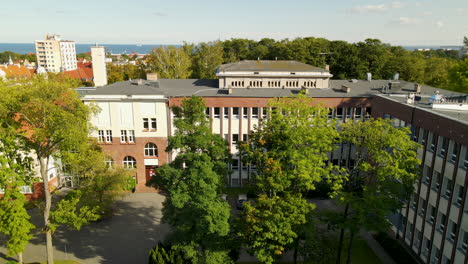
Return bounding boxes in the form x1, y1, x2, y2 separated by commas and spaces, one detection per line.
393, 17, 420, 25
350, 2, 403, 13
436, 21, 444, 28
421, 11, 433, 16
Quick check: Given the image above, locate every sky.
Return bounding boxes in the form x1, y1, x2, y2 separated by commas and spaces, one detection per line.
0, 0, 467, 45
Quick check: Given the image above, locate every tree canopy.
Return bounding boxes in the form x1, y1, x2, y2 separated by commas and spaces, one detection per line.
147, 96, 232, 263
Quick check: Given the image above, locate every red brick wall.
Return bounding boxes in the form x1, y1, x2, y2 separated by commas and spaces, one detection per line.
98, 137, 168, 187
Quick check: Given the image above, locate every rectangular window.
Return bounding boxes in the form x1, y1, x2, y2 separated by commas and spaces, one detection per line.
231, 159, 239, 170
355, 108, 362, 119
455, 185, 464, 206
150, 118, 157, 130
252, 107, 259, 119
422, 238, 431, 256
242, 134, 248, 142
232, 107, 239, 118
449, 221, 457, 242
430, 133, 437, 152
461, 231, 468, 251
365, 107, 372, 119
224, 107, 229, 118
429, 206, 436, 224
414, 230, 421, 249
451, 142, 458, 163
433, 171, 441, 192
205, 107, 210, 118
444, 178, 452, 198
128, 130, 135, 143
328, 108, 334, 119
336, 108, 343, 119
243, 107, 248, 118
439, 213, 447, 232
143, 118, 149, 130
214, 107, 220, 118
120, 130, 127, 143
463, 148, 468, 169
232, 134, 239, 143
439, 137, 448, 156
419, 198, 427, 216
105, 130, 112, 142
423, 165, 431, 184
345, 108, 352, 118
98, 130, 105, 143
262, 107, 268, 119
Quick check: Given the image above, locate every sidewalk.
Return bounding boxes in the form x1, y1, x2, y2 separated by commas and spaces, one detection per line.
360, 230, 396, 264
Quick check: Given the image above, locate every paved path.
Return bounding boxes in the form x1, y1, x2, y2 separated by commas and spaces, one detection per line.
0, 193, 169, 264
360, 231, 396, 264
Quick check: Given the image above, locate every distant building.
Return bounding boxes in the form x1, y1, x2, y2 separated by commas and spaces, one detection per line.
35, 34, 77, 73
91, 45, 108, 86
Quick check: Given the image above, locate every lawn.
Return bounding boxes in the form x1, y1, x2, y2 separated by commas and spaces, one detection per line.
238, 235, 381, 264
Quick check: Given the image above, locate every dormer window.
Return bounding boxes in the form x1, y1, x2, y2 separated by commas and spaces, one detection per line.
254, 72, 259, 74
290, 72, 296, 75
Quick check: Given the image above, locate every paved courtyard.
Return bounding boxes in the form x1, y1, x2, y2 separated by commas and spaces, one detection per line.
0, 193, 169, 264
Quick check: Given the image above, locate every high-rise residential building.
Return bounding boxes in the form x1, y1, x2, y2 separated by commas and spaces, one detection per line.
78, 60, 466, 263
35, 34, 77, 73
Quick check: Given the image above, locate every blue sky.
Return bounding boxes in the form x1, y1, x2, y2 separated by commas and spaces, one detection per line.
0, 0, 466, 45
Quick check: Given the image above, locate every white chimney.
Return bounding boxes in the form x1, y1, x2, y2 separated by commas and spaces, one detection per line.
91, 45, 108, 87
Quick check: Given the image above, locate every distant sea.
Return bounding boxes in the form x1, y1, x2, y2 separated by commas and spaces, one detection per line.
0, 43, 462, 55
0, 43, 179, 55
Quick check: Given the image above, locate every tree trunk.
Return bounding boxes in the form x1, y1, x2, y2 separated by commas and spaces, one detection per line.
346, 230, 355, 264
18, 252, 23, 264
293, 237, 298, 264
336, 202, 349, 264
39, 157, 54, 264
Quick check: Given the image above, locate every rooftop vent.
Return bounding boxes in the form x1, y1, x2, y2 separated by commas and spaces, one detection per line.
366, 72, 372, 82
228, 88, 233, 94
414, 83, 421, 93
393, 73, 399, 81
325, 65, 330, 71
136, 79, 143, 85
301, 87, 309, 94
341, 85, 351, 93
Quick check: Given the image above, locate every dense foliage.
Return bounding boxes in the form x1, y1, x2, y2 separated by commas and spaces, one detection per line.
237, 94, 340, 263
147, 96, 233, 264
135, 37, 466, 92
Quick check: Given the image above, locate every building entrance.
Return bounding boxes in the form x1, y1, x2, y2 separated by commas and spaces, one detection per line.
145, 165, 157, 182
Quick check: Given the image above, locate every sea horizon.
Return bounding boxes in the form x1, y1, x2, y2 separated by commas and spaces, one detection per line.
0, 42, 462, 55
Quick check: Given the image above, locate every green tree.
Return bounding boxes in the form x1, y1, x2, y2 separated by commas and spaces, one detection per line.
238, 94, 340, 263
148, 242, 186, 264
147, 96, 232, 263
447, 58, 468, 93
333, 118, 420, 264
0, 76, 100, 264
0, 126, 35, 264
145, 46, 192, 79
189, 41, 224, 79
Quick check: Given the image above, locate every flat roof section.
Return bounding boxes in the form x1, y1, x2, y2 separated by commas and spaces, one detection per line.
217, 60, 327, 73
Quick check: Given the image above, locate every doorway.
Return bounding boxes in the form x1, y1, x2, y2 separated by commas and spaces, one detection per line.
145, 165, 158, 182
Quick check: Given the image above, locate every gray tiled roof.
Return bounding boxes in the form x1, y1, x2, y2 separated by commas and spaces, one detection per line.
217, 60, 326, 72
84, 78, 462, 99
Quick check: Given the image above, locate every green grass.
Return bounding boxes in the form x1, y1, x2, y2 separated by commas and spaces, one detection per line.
344, 237, 381, 264
238, 236, 381, 264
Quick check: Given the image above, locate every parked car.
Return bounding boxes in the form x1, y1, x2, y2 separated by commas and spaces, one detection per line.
237, 194, 247, 210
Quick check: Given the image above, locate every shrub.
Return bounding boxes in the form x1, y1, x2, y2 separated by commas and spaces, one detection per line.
148, 242, 188, 264
373, 232, 418, 264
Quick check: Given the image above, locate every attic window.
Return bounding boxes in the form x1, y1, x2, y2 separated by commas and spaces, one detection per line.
254, 72, 259, 74
290, 72, 296, 75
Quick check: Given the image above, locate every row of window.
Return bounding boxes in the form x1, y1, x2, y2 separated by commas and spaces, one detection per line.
230, 80, 320, 88
204, 107, 372, 120
413, 128, 468, 170
109, 147, 159, 169
406, 220, 467, 263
